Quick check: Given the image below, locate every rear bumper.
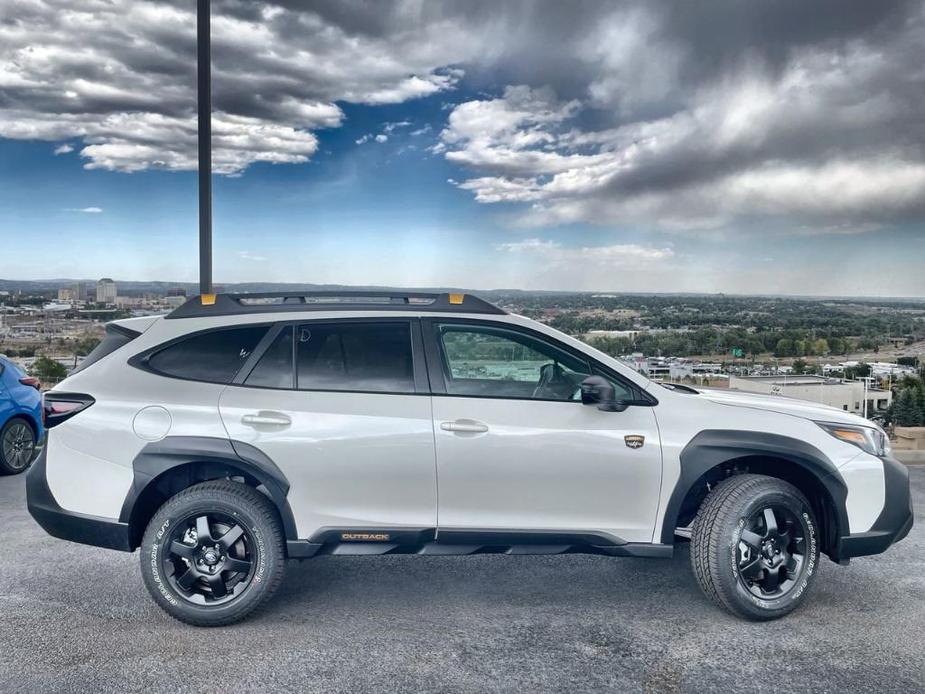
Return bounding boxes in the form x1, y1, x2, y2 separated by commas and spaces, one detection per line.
26, 445, 132, 552
833, 454, 914, 561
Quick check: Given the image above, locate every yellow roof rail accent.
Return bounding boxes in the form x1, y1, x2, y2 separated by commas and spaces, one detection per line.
200, 294, 217, 306
448, 293, 465, 305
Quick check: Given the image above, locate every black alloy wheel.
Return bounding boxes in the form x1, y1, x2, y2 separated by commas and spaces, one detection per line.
163, 512, 256, 605
736, 505, 806, 599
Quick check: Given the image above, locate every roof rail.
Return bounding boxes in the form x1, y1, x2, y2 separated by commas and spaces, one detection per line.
165, 291, 506, 319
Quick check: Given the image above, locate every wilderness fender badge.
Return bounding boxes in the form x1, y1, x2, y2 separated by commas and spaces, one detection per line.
625, 435, 645, 449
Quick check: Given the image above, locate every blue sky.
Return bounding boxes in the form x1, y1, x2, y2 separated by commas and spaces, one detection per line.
1, 1, 924, 297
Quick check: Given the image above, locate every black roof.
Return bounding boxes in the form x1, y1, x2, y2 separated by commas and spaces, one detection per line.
165, 291, 506, 319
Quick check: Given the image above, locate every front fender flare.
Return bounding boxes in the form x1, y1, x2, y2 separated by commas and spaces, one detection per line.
659, 430, 849, 546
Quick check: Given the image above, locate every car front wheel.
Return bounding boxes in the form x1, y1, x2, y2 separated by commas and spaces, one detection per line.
690, 473, 820, 620
140, 480, 286, 627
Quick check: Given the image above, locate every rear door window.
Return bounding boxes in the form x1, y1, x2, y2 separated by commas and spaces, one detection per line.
296, 322, 415, 393
147, 326, 267, 384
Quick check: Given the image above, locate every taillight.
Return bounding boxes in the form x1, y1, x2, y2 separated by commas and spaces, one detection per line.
19, 376, 41, 390
43, 392, 95, 429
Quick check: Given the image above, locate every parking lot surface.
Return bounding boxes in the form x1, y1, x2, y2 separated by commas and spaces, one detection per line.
1, 469, 923, 694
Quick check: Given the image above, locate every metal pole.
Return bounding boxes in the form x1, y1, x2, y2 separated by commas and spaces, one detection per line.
197, 0, 213, 295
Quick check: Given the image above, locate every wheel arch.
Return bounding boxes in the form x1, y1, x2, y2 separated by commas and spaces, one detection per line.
120, 436, 298, 551
662, 430, 849, 559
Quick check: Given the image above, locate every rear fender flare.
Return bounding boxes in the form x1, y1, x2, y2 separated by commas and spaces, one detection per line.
120, 436, 297, 544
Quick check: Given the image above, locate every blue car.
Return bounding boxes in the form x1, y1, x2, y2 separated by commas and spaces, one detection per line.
0, 355, 44, 474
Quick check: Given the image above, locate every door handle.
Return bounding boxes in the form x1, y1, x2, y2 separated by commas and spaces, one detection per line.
241, 411, 291, 427
440, 419, 489, 434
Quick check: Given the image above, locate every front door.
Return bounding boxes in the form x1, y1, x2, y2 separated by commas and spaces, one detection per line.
425, 320, 662, 544
219, 319, 437, 539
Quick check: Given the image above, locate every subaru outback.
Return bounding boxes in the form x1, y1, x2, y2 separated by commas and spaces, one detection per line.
27, 292, 913, 626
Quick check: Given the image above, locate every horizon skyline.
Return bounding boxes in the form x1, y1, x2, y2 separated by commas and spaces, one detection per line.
2, 1, 924, 298
3, 276, 925, 302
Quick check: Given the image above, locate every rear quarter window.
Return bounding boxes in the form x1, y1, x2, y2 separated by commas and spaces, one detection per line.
145, 326, 268, 384
69, 324, 140, 376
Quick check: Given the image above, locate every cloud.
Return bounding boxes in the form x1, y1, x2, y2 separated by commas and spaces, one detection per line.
434, 1, 925, 235
53, 144, 74, 155
236, 250, 267, 262
496, 238, 674, 265
382, 121, 411, 133
0, 0, 470, 174
64, 207, 103, 213
374, 134, 388, 143
4, 0, 925, 239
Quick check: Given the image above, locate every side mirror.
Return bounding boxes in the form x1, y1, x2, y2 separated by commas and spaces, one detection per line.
580, 375, 627, 412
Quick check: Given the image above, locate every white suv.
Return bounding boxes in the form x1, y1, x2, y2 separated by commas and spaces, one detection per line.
27, 292, 913, 626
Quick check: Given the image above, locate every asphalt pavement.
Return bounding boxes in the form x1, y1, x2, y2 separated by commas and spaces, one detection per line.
1, 469, 923, 694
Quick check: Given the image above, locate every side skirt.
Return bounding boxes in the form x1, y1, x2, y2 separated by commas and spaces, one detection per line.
287, 528, 674, 559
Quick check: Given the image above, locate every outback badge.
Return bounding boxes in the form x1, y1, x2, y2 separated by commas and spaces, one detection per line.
625, 435, 645, 449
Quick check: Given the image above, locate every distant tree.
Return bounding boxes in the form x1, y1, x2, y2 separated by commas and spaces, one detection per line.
792, 359, 808, 375
74, 336, 101, 356
897, 356, 918, 367
775, 339, 795, 357
892, 389, 920, 427
828, 337, 847, 355
31, 356, 67, 384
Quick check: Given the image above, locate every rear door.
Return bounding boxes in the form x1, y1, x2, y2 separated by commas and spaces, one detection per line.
424, 319, 662, 544
219, 319, 437, 539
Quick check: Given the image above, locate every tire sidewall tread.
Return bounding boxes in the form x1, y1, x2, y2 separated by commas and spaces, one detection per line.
690, 473, 820, 621
140, 479, 286, 627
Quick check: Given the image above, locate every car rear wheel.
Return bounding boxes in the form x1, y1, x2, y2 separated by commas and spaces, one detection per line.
140, 480, 286, 627
0, 417, 36, 475
690, 473, 820, 620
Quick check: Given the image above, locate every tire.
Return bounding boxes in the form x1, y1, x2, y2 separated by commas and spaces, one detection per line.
0, 417, 37, 475
140, 480, 286, 627
690, 473, 820, 621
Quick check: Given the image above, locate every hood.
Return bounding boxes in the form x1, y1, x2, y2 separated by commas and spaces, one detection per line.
689, 386, 874, 427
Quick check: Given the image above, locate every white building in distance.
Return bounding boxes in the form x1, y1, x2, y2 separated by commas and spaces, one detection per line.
96, 278, 117, 304
729, 375, 892, 416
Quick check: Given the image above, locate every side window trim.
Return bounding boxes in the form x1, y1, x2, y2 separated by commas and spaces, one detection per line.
421, 317, 655, 404
232, 322, 288, 386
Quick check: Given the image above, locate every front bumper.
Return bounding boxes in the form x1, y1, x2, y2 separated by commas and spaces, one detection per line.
26, 445, 132, 552
832, 453, 914, 561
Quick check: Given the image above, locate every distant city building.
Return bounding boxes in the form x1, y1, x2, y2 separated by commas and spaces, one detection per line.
57, 287, 77, 301
96, 278, 117, 304
167, 287, 187, 298
729, 375, 892, 416
827, 361, 917, 379
617, 354, 728, 381
114, 296, 143, 309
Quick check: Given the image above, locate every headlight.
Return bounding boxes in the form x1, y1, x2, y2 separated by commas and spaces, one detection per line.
815, 421, 891, 457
